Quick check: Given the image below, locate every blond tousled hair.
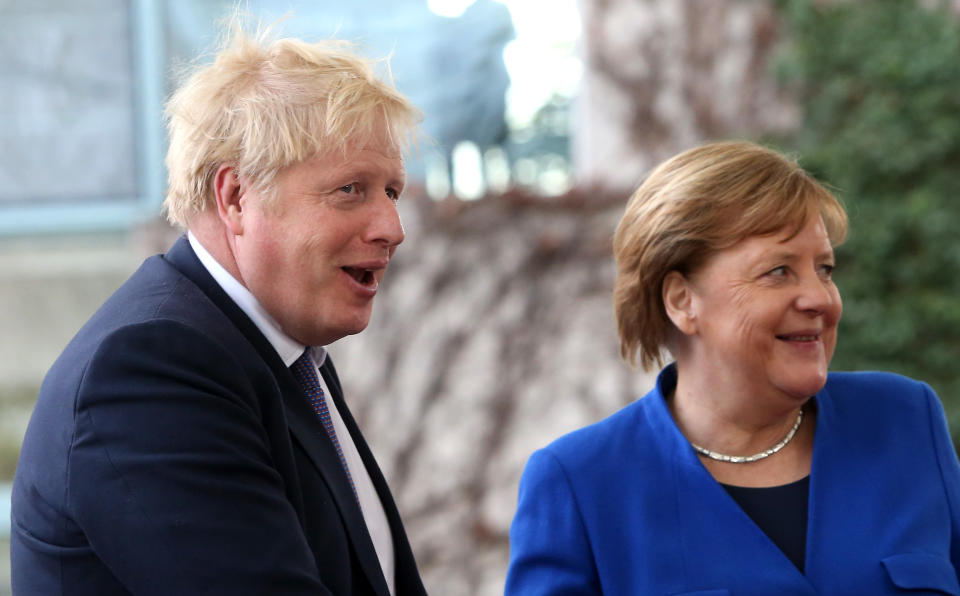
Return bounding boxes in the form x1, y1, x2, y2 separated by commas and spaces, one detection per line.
163, 17, 421, 227
613, 140, 848, 371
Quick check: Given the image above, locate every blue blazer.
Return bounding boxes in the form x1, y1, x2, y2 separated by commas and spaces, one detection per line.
11, 237, 426, 596
506, 365, 960, 595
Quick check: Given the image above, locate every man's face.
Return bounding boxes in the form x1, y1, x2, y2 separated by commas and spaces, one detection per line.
232, 136, 406, 346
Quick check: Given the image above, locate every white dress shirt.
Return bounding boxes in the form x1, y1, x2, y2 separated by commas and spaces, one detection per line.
187, 232, 395, 594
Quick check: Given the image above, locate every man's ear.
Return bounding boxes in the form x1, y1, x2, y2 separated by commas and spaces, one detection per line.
213, 164, 244, 235
662, 271, 698, 336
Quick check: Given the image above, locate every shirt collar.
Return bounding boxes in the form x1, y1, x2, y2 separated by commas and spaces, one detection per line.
187, 231, 327, 368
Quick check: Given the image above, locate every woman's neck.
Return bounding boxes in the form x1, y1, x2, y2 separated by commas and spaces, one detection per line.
669, 364, 816, 487
672, 366, 801, 443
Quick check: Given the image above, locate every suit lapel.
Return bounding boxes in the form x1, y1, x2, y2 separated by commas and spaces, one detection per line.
321, 360, 427, 595
163, 236, 393, 596
281, 371, 392, 596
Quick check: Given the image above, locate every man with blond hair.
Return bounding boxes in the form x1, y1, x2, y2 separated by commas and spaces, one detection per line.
11, 22, 426, 596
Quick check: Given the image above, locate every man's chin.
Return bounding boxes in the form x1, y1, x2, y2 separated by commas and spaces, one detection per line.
302, 318, 372, 346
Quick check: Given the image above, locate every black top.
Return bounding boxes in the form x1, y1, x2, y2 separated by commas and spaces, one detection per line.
722, 476, 810, 572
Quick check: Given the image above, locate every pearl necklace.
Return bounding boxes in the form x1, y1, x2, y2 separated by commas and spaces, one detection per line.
690, 409, 804, 464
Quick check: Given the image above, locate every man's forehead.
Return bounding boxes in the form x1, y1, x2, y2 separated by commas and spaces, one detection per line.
295, 144, 406, 179
324, 133, 404, 160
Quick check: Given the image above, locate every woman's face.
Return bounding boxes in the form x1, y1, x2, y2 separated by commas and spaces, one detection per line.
682, 215, 842, 402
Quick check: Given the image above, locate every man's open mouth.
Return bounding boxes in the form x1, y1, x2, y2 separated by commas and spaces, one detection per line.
343, 267, 375, 285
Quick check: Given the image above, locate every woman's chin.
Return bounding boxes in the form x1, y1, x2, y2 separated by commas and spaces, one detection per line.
781, 372, 829, 400
769, 360, 829, 399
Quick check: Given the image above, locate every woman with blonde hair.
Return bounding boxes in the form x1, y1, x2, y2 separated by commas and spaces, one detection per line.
506, 141, 960, 594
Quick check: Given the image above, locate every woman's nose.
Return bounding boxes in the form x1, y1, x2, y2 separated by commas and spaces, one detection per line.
796, 273, 839, 316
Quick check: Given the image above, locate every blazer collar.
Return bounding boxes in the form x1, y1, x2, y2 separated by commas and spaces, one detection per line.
645, 364, 703, 470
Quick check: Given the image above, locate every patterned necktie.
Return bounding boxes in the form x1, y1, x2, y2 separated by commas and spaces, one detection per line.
290, 349, 359, 502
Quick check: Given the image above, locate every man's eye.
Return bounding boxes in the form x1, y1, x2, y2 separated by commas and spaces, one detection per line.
339, 184, 356, 194
386, 188, 399, 201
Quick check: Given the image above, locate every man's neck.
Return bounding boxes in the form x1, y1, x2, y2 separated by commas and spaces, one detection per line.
186, 229, 309, 368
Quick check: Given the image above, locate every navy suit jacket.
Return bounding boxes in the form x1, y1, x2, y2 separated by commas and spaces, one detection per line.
506, 364, 960, 595
11, 237, 427, 595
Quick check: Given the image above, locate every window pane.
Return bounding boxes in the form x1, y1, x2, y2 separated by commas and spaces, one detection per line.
0, 0, 136, 204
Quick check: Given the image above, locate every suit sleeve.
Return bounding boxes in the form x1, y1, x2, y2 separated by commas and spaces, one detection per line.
67, 319, 332, 595
505, 448, 601, 595
923, 383, 960, 576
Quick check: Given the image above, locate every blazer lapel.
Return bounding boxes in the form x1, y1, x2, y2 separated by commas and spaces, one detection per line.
647, 366, 818, 593
801, 386, 879, 593
671, 457, 818, 592
280, 371, 392, 596
321, 360, 427, 596
163, 236, 392, 596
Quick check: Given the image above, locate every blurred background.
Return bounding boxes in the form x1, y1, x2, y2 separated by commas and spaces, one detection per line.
2, 0, 959, 593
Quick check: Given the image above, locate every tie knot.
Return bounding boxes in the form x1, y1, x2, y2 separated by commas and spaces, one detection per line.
290, 349, 322, 393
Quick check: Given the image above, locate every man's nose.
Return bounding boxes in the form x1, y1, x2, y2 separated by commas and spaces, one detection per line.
365, 193, 405, 248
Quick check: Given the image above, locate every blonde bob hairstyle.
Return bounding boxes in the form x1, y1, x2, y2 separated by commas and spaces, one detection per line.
613, 140, 848, 371
163, 19, 421, 227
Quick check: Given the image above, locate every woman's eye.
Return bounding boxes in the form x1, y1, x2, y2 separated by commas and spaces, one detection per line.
768, 266, 788, 277
819, 264, 835, 279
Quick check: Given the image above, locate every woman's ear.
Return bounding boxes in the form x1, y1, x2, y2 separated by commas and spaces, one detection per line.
662, 271, 697, 336
213, 164, 245, 235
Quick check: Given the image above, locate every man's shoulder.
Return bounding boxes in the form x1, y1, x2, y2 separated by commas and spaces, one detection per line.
46, 252, 246, 384
81, 253, 222, 339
